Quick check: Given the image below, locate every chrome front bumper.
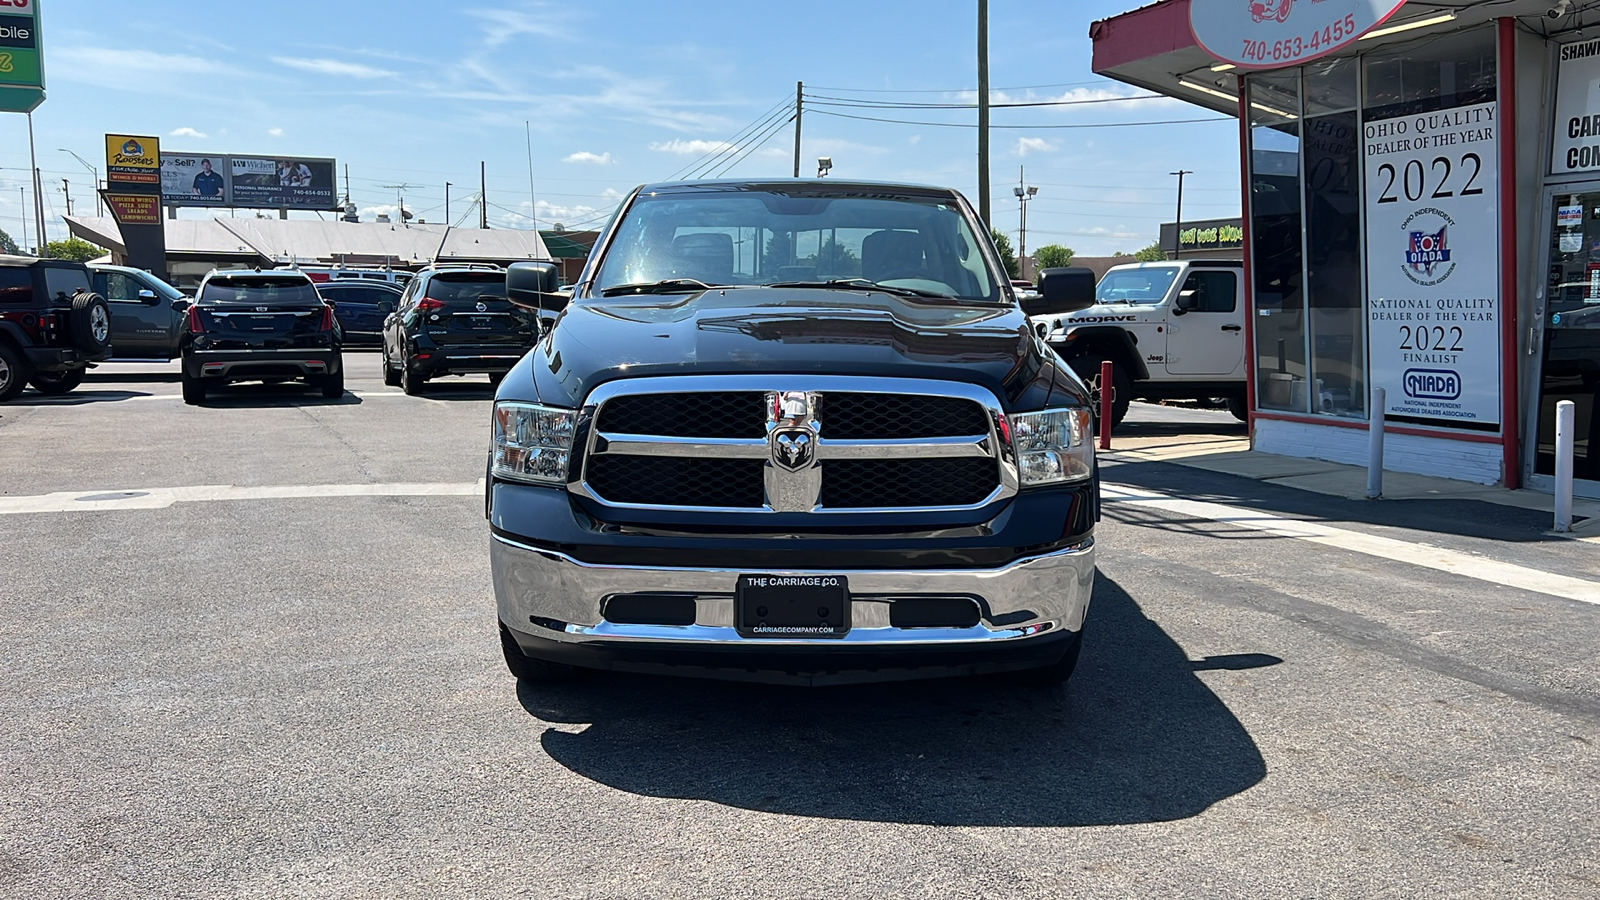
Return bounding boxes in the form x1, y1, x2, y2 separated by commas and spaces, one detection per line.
491, 534, 1095, 651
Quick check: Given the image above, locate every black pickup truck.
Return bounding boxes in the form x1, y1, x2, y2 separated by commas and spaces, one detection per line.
489, 180, 1100, 686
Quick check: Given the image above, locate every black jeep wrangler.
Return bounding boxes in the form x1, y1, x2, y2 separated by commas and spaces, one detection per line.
0, 256, 113, 401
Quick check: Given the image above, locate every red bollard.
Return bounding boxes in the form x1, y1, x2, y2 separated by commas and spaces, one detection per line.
1098, 360, 1113, 451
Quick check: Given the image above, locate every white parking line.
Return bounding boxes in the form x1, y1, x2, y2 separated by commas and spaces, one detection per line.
0, 481, 482, 514
29, 390, 417, 403
1103, 483, 1600, 608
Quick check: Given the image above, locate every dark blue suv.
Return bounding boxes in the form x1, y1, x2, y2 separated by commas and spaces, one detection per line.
381, 265, 539, 394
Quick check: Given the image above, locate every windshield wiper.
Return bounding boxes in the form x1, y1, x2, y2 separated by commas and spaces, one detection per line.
601, 278, 720, 296
766, 278, 957, 300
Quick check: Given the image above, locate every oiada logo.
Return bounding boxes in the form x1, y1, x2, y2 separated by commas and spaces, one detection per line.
1249, 0, 1293, 24
1403, 368, 1462, 401
1399, 208, 1457, 286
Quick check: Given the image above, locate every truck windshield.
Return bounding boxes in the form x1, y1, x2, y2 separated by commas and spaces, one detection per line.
1095, 267, 1179, 305
595, 186, 1001, 302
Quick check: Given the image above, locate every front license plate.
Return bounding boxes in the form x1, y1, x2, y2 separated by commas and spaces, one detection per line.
736, 575, 849, 638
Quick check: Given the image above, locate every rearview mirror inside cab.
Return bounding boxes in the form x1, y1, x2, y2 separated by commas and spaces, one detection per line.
506, 261, 566, 314
1023, 267, 1096, 316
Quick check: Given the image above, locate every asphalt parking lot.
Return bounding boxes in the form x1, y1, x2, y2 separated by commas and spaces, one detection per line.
2, 356, 1597, 898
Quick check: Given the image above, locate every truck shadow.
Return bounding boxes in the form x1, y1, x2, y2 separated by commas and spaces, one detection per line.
516, 573, 1267, 826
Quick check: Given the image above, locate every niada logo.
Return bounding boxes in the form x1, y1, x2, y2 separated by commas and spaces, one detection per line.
1403, 368, 1461, 401
1399, 207, 1457, 286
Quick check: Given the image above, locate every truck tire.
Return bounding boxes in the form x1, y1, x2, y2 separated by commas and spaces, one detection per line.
1069, 356, 1131, 429
29, 368, 84, 394
1226, 394, 1249, 422
181, 370, 207, 405
70, 292, 113, 353
500, 624, 577, 683
1010, 629, 1084, 686
0, 342, 28, 401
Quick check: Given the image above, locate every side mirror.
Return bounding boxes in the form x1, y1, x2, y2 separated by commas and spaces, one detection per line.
138, 288, 158, 303
1024, 267, 1096, 316
171, 299, 191, 313
506, 261, 566, 314
379, 301, 395, 314
1174, 289, 1198, 314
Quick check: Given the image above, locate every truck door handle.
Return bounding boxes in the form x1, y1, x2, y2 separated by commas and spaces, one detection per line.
1221, 324, 1242, 332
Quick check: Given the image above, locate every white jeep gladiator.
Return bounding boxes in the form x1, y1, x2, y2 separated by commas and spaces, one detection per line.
1029, 259, 1247, 427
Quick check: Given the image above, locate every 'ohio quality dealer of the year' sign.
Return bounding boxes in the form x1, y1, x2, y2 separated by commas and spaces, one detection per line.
1363, 100, 1500, 427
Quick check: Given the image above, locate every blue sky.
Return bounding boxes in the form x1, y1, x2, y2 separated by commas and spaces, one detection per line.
9, 0, 1243, 257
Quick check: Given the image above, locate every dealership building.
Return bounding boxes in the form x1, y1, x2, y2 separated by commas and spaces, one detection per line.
1092, 0, 1600, 495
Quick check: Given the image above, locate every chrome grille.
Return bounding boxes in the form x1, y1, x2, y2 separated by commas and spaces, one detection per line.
574, 376, 1019, 513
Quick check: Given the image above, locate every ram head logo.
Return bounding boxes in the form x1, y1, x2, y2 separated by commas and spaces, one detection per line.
771, 428, 815, 471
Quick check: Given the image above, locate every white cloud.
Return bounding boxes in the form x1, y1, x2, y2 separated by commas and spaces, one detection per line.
267, 128, 285, 137
562, 151, 614, 165
272, 57, 397, 79
907, 134, 922, 145
1014, 137, 1056, 157
169, 127, 207, 139
649, 139, 735, 155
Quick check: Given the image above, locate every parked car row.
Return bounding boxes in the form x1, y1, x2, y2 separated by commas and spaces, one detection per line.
0, 259, 550, 405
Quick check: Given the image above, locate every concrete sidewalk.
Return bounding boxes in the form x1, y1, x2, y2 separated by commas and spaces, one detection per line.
1103, 402, 1600, 539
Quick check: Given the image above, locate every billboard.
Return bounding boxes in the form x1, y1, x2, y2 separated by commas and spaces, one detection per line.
106, 134, 161, 189
161, 153, 228, 206
230, 155, 336, 210
157, 152, 338, 210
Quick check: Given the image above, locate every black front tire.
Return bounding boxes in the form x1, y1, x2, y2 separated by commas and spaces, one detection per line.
0, 342, 29, 401
488, 372, 505, 389
1226, 394, 1249, 422
1010, 630, 1084, 686
28, 368, 85, 395
1069, 356, 1132, 430
500, 625, 577, 683
181, 370, 207, 405
382, 346, 401, 386
320, 367, 345, 399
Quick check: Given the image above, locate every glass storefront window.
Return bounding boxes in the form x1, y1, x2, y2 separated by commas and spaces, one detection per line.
1304, 59, 1364, 418
1362, 28, 1496, 119
1249, 72, 1306, 412
1537, 191, 1600, 481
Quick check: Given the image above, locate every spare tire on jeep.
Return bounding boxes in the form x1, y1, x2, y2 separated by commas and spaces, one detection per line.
70, 291, 112, 353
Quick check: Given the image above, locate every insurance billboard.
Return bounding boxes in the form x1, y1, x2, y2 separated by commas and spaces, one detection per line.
158, 152, 338, 210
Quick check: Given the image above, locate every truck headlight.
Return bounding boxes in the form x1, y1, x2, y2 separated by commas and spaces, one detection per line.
1009, 408, 1094, 486
492, 401, 576, 485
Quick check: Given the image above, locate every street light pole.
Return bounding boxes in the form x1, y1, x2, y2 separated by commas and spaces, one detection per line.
977, 0, 991, 226
1170, 169, 1192, 259
59, 149, 103, 217
1013, 166, 1037, 278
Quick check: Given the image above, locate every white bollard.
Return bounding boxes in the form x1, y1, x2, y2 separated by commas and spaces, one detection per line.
1555, 399, 1576, 533
1367, 386, 1385, 500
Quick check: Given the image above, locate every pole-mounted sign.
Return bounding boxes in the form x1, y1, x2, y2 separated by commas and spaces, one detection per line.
102, 133, 167, 279
1189, 0, 1405, 71
0, 0, 43, 113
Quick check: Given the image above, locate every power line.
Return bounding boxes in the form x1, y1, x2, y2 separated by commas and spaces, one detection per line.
808, 109, 1233, 129
705, 112, 796, 178
802, 92, 1168, 110
689, 105, 797, 179
806, 80, 1117, 94
666, 95, 795, 181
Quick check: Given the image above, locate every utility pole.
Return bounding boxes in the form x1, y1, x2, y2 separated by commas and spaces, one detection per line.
445, 182, 452, 223
18, 187, 27, 253
61, 179, 71, 216
526, 120, 538, 232
977, 0, 990, 226
480, 161, 488, 229
1170, 169, 1192, 259
793, 81, 804, 178
27, 112, 44, 250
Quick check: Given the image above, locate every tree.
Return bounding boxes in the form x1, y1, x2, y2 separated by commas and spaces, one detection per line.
1032, 244, 1074, 271
1133, 241, 1165, 262
0, 227, 18, 256
990, 227, 1019, 280
803, 237, 861, 277
45, 238, 104, 262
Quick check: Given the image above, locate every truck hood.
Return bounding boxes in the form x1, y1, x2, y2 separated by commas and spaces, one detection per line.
520, 286, 1071, 410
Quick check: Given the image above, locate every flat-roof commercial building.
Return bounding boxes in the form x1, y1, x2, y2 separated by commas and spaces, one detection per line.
1093, 0, 1600, 496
